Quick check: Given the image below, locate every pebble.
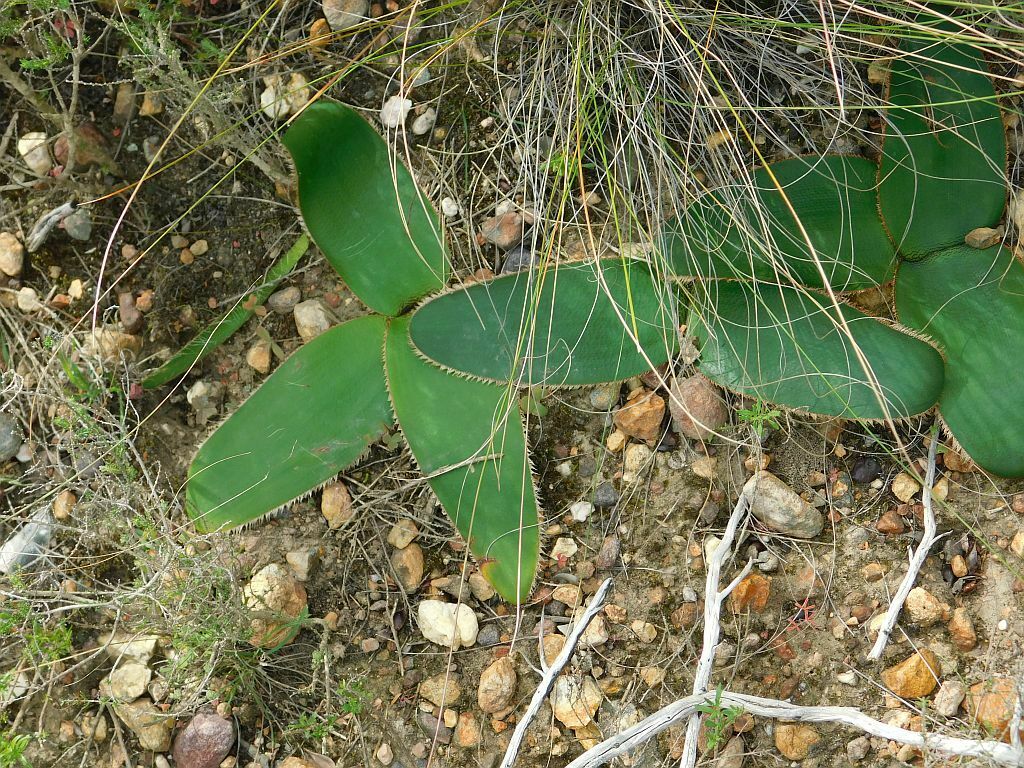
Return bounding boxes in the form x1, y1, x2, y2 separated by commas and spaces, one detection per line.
851, 456, 883, 484
113, 699, 173, 752
17, 132, 52, 176
668, 376, 728, 440
595, 535, 620, 569
552, 585, 582, 607
63, 208, 92, 241
79, 712, 107, 743
85, 326, 143, 362
613, 389, 666, 443
390, 543, 424, 592
468, 572, 495, 602
0, 232, 25, 277
380, 95, 412, 129
455, 711, 482, 747
622, 443, 653, 481
875, 508, 905, 535
411, 107, 437, 135
964, 226, 1003, 249
744, 471, 824, 538
418, 673, 461, 707
846, 735, 871, 762
478, 657, 517, 713
774, 723, 820, 760
948, 607, 977, 651
630, 620, 657, 643
861, 562, 885, 582
285, 548, 318, 582
934, 680, 966, 716
0, 414, 22, 463
323, 0, 368, 31
570, 501, 594, 522
836, 670, 857, 685
593, 482, 619, 509
293, 299, 332, 341
259, 77, 290, 120
101, 633, 159, 665
417, 600, 478, 649
118, 292, 143, 334
891, 472, 920, 502
321, 481, 353, 528
729, 574, 771, 612
480, 210, 525, 250
375, 742, 394, 766
881, 649, 941, 698
16, 287, 40, 313
172, 712, 234, 768
101, 661, 152, 702
267, 286, 301, 312
905, 587, 946, 627
590, 381, 620, 411
440, 197, 460, 217
186, 380, 224, 426
189, 239, 209, 256
245, 341, 272, 374
243, 563, 308, 648
550, 675, 602, 728
967, 677, 1020, 741
691, 455, 717, 479
578, 614, 610, 647
387, 519, 419, 548
551, 537, 578, 561
500, 244, 535, 274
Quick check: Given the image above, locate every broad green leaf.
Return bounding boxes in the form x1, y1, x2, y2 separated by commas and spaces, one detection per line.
385, 315, 539, 603
689, 281, 944, 419
283, 102, 449, 316
878, 26, 1006, 257
143, 235, 309, 388
187, 315, 393, 531
666, 156, 896, 290
409, 259, 677, 386
896, 245, 1024, 477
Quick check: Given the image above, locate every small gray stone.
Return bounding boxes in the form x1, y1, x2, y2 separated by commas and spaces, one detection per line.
593, 482, 618, 509
63, 208, 92, 241
934, 680, 966, 717
266, 286, 301, 313
589, 382, 620, 411
172, 712, 234, 768
322, 0, 368, 30
846, 736, 870, 762
477, 624, 500, 646
500, 244, 535, 274
0, 414, 22, 463
743, 471, 823, 538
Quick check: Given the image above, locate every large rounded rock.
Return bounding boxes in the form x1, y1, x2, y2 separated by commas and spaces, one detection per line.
243, 563, 308, 648
668, 376, 729, 440
743, 471, 823, 538
172, 711, 235, 768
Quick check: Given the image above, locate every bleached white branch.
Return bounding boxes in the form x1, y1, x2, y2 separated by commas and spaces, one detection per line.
499, 577, 613, 768
566, 689, 1024, 768
679, 493, 751, 768
867, 437, 939, 660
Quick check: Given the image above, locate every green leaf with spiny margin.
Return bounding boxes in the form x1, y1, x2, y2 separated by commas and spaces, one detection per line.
385, 315, 539, 603
283, 102, 449, 316
896, 245, 1024, 477
878, 24, 1006, 257
665, 156, 896, 290
409, 259, 677, 386
143, 235, 309, 389
187, 315, 393, 531
688, 281, 945, 419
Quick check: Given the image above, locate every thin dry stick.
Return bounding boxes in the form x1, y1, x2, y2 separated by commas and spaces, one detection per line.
566, 689, 1024, 768
678, 492, 752, 768
867, 436, 939, 660
499, 577, 613, 768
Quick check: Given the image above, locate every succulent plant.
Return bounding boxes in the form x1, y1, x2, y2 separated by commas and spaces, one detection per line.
181, 20, 1020, 607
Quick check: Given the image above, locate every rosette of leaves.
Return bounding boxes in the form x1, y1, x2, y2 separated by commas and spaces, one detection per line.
410, 21, 1022, 477
184, 103, 674, 603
